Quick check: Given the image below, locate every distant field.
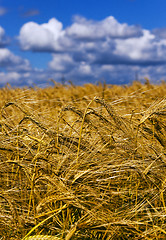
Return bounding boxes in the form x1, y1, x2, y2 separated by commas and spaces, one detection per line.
0, 80, 166, 239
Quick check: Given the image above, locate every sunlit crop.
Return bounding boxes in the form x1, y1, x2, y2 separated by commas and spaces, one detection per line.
0, 80, 166, 239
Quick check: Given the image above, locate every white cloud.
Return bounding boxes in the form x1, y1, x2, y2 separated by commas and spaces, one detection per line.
0, 48, 31, 71
18, 16, 166, 67
114, 30, 155, 60
0, 48, 21, 64
48, 53, 75, 72
152, 28, 166, 39
1, 15, 166, 87
89, 30, 166, 66
19, 18, 65, 51
66, 16, 143, 40
78, 62, 92, 75
113, 29, 166, 63
0, 72, 21, 85
18, 16, 143, 53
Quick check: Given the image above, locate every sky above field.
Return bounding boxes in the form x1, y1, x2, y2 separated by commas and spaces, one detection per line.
1, 0, 166, 87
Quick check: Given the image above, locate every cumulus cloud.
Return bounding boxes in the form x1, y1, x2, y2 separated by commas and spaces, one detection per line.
48, 53, 75, 72
18, 16, 166, 67
0, 67, 54, 88
2, 15, 166, 87
93, 30, 166, 66
18, 16, 143, 52
152, 28, 166, 39
0, 48, 31, 71
66, 15, 143, 40
0, 72, 21, 86
114, 30, 159, 61
19, 18, 65, 52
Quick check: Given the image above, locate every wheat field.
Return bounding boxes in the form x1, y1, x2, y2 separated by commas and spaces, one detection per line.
0, 80, 166, 239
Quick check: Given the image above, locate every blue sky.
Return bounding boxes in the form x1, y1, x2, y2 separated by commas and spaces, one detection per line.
1, 0, 166, 87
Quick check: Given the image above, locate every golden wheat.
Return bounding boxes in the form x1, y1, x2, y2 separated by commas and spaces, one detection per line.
0, 80, 166, 239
